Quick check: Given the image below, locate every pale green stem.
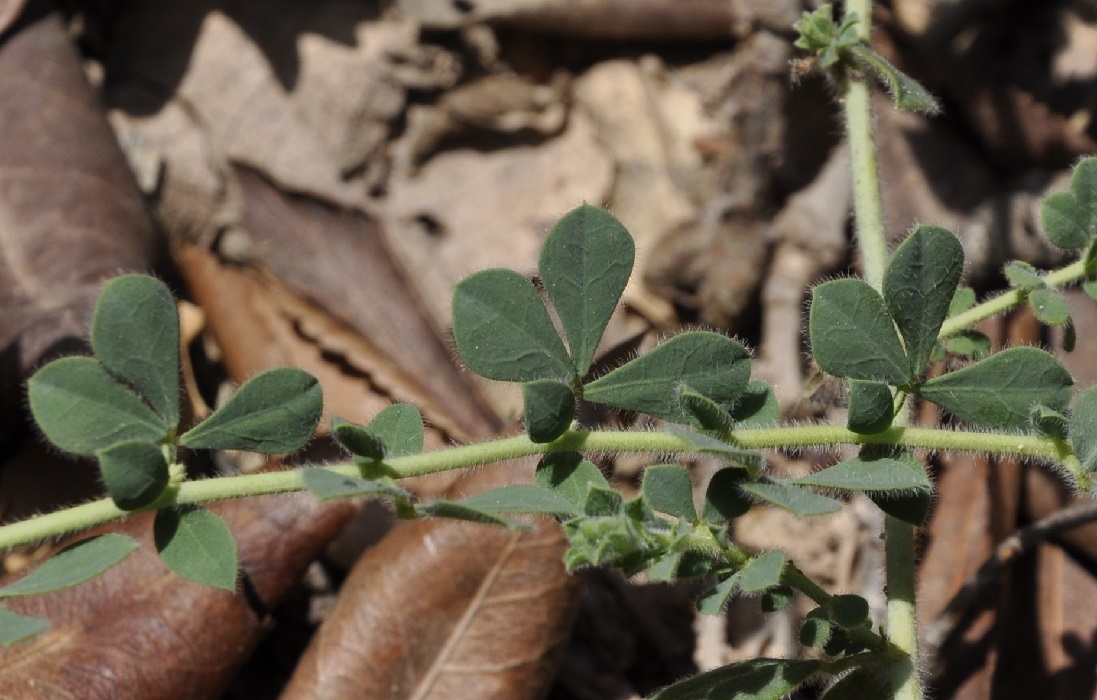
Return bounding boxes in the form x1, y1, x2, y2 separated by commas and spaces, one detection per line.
884, 515, 918, 696
939, 259, 1088, 339
0, 426, 1065, 552
843, 1, 921, 696
844, 1, 887, 292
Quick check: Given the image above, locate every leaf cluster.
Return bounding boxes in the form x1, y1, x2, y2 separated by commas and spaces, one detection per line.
16, 275, 325, 637
793, 4, 940, 114
11, 152, 1097, 698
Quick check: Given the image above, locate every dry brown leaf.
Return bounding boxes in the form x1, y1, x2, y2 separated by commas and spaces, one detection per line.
0, 7, 158, 455
0, 493, 355, 700
177, 166, 502, 444
396, 0, 740, 39
282, 463, 578, 700
106, 2, 454, 209
0, 5, 163, 538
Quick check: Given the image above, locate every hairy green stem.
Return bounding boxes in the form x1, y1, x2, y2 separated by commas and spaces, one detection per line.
0, 426, 1065, 552
939, 259, 1087, 339
843, 1, 886, 292
884, 515, 918, 697
842, 1, 921, 696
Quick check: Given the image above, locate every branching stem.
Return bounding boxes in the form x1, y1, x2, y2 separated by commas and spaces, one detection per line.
938, 259, 1087, 339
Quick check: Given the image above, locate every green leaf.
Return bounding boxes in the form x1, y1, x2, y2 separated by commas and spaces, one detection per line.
647, 658, 821, 700
677, 383, 734, 432
535, 452, 610, 509
846, 379, 894, 435
948, 287, 976, 317
1063, 318, 1077, 352
331, 417, 385, 461
793, 4, 841, 54
562, 512, 660, 572
761, 586, 794, 613
822, 667, 892, 700
1031, 404, 1069, 440
1071, 386, 1097, 472
452, 268, 573, 382
800, 611, 832, 647
0, 606, 49, 646
300, 468, 411, 501
646, 551, 684, 582
91, 274, 181, 426
1041, 158, 1097, 250
584, 486, 624, 516
883, 225, 964, 375
678, 551, 720, 578
28, 357, 170, 456
96, 440, 170, 510
702, 468, 753, 524
859, 446, 934, 525
794, 5, 859, 69
697, 571, 739, 615
792, 453, 930, 492
740, 480, 842, 517
943, 330, 991, 359
809, 279, 909, 384
523, 380, 575, 443
154, 506, 238, 591
1043, 191, 1091, 250
847, 43, 941, 114
668, 426, 764, 475
1029, 288, 1070, 325
365, 404, 424, 457
642, 465, 696, 520
180, 367, 322, 452
730, 380, 779, 428
539, 204, 635, 377
869, 488, 933, 526
0, 534, 139, 598
917, 347, 1073, 429
584, 332, 751, 423
1069, 156, 1097, 212
452, 484, 581, 517
737, 551, 786, 594
1004, 260, 1044, 290
1085, 277, 1097, 302
828, 594, 870, 629
414, 500, 520, 528
331, 406, 424, 465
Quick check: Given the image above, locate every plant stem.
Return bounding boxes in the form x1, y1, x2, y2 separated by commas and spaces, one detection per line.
938, 259, 1087, 339
844, 0, 887, 292
884, 515, 919, 697
0, 426, 1064, 552
843, 1, 921, 696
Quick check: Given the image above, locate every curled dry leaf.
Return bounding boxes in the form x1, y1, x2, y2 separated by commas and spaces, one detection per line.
282, 463, 579, 700
0, 7, 158, 453
0, 492, 355, 699
174, 166, 502, 446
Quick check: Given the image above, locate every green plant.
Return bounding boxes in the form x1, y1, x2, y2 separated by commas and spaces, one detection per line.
6, 3, 1097, 698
